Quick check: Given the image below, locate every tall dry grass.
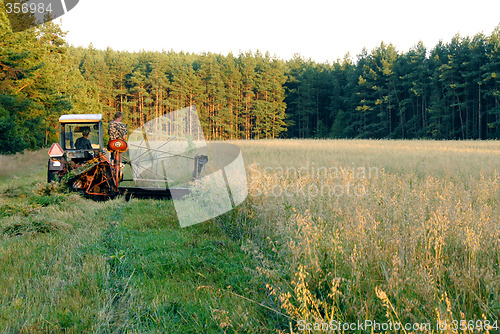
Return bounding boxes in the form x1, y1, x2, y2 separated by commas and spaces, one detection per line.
0, 150, 48, 179
236, 139, 500, 333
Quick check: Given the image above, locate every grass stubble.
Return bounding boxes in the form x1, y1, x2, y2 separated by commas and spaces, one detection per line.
0, 139, 498, 333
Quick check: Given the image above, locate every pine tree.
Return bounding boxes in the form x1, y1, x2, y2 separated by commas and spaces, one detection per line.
238, 52, 256, 139
481, 25, 500, 138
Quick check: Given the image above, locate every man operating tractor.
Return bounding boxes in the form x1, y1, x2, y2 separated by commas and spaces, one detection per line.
75, 129, 92, 150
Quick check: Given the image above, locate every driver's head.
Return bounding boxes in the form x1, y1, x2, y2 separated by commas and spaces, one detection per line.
82, 129, 90, 137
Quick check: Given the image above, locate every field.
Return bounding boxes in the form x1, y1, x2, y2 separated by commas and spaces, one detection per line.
0, 140, 499, 333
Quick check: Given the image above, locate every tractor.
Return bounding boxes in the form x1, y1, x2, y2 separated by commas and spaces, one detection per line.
47, 113, 195, 200
47, 114, 121, 198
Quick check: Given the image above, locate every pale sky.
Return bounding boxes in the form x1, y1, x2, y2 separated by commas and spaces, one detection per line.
59, 0, 500, 63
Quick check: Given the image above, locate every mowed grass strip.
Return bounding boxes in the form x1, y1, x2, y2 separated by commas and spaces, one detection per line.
98, 199, 282, 333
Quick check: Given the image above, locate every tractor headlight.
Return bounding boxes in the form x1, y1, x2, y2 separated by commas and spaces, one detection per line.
52, 161, 61, 167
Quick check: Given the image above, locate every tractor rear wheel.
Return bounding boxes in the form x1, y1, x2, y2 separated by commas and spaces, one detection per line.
47, 170, 59, 183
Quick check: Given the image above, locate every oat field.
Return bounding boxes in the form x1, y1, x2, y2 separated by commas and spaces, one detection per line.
238, 139, 499, 333
0, 139, 499, 333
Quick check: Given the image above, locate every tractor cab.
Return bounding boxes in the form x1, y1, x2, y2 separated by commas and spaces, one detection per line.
58, 114, 104, 159
48, 114, 105, 182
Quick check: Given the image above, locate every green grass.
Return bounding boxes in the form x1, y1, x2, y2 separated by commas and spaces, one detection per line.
0, 152, 285, 333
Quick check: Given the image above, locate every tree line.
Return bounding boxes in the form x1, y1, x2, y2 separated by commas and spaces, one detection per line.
1, 9, 499, 154
71, 47, 287, 140
287, 33, 500, 140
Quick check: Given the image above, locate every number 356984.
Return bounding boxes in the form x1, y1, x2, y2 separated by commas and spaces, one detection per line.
5, 2, 53, 14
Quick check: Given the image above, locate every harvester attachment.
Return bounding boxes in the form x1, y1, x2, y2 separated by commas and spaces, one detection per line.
64, 154, 118, 199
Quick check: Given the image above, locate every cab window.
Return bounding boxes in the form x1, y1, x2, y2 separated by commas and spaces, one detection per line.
64, 124, 99, 150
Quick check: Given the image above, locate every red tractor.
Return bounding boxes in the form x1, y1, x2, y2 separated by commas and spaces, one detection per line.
47, 114, 121, 198
48, 113, 192, 200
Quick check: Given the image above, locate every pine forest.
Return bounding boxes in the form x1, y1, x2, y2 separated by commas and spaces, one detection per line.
1, 12, 500, 154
